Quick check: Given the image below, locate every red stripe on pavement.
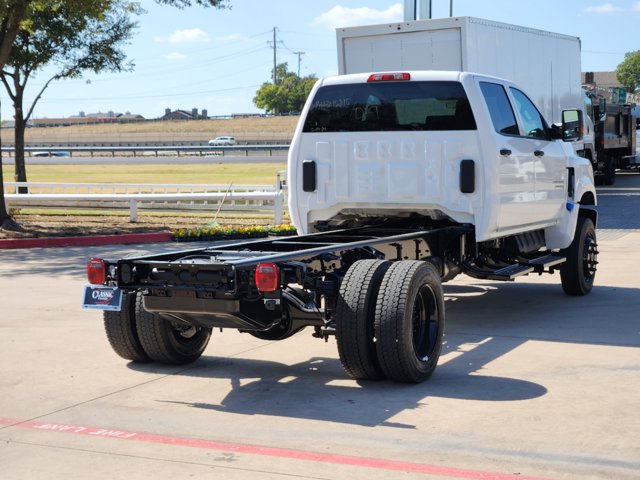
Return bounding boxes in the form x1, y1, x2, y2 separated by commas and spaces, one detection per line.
0, 232, 172, 249
0, 417, 546, 480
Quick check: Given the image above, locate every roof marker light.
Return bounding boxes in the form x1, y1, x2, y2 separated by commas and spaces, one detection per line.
367, 72, 411, 82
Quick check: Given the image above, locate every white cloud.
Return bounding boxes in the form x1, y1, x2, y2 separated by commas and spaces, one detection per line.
164, 52, 187, 61
314, 3, 403, 30
215, 33, 247, 44
156, 28, 210, 43
584, 3, 623, 14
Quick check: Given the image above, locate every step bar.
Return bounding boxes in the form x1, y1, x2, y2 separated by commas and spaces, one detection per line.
463, 254, 566, 281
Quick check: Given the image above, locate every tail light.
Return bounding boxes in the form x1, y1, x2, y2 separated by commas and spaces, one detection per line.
255, 263, 279, 293
367, 72, 411, 82
87, 258, 106, 285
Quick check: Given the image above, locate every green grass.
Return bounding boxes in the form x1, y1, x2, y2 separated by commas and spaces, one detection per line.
2, 162, 286, 185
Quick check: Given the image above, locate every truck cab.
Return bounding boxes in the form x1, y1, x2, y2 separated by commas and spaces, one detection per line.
288, 71, 595, 250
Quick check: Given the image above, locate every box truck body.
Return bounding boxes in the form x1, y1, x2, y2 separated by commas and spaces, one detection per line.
337, 16, 584, 127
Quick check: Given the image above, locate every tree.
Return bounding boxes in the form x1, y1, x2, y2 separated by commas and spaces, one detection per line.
254, 63, 317, 114
2, 1, 139, 193
0, 1, 27, 67
0, 0, 229, 229
616, 50, 640, 93
0, 0, 32, 227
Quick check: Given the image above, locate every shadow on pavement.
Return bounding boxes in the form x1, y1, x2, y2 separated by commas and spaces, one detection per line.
127, 279, 638, 428
142, 354, 546, 429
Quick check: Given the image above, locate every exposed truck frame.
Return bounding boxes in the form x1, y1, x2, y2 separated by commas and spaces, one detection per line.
85, 206, 597, 383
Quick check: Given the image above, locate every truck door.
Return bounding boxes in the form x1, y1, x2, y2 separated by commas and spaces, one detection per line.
479, 81, 566, 231
508, 87, 566, 222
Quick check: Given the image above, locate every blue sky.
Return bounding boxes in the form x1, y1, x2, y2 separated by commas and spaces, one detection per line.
1, 0, 639, 120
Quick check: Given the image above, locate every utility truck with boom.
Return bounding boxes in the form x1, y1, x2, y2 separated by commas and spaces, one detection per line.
582, 87, 637, 185
83, 20, 598, 384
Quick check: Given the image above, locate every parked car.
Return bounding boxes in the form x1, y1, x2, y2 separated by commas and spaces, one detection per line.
208, 136, 236, 146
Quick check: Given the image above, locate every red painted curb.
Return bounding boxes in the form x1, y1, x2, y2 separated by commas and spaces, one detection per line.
0, 232, 173, 249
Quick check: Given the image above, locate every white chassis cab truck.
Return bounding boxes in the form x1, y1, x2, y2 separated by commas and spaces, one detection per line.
84, 70, 598, 384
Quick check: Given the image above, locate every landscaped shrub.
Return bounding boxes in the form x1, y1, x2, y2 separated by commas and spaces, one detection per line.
172, 224, 297, 242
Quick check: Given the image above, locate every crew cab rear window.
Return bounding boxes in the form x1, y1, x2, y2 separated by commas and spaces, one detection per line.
479, 82, 519, 135
303, 81, 476, 132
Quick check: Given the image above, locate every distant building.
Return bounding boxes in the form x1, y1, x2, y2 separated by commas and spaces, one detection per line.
581, 71, 640, 103
160, 108, 208, 120
582, 71, 621, 89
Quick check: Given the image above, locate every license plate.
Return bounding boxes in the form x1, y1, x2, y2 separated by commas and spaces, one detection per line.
82, 285, 123, 311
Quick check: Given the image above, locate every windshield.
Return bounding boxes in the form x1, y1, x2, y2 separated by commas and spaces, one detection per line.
303, 81, 476, 133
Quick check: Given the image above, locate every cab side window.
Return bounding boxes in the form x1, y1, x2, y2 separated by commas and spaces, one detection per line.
509, 87, 548, 139
479, 82, 519, 136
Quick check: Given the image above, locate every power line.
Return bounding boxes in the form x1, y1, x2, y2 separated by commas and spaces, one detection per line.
583, 50, 625, 55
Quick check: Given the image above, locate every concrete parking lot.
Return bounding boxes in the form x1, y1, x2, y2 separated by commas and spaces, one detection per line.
1, 173, 639, 479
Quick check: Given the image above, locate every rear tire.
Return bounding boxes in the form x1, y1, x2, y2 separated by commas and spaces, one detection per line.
602, 156, 616, 186
135, 294, 212, 364
103, 292, 151, 362
560, 216, 598, 296
374, 261, 445, 383
335, 260, 391, 380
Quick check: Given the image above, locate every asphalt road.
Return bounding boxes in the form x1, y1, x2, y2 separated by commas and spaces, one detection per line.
6, 154, 288, 165
0, 172, 639, 479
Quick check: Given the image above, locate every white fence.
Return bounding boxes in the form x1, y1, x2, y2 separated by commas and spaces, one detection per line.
4, 181, 286, 224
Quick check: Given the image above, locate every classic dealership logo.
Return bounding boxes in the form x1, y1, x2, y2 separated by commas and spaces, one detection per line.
92, 289, 114, 302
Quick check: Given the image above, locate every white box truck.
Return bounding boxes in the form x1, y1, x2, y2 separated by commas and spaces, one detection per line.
337, 16, 596, 162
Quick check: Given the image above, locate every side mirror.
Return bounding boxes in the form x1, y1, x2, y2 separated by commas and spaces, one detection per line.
599, 98, 607, 122
561, 109, 583, 141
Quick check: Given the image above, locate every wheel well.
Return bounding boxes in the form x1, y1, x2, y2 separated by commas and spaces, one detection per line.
579, 206, 598, 228
579, 191, 596, 206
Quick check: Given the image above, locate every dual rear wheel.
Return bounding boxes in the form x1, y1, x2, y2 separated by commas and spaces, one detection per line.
103, 292, 211, 365
336, 259, 445, 383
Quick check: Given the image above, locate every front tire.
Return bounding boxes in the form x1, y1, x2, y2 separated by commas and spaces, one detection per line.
335, 260, 391, 380
374, 261, 445, 383
135, 295, 212, 364
103, 292, 151, 362
560, 216, 598, 296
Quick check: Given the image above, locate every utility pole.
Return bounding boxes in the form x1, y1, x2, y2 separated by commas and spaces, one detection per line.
272, 27, 277, 84
293, 51, 306, 77
273, 27, 278, 85
268, 27, 284, 84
